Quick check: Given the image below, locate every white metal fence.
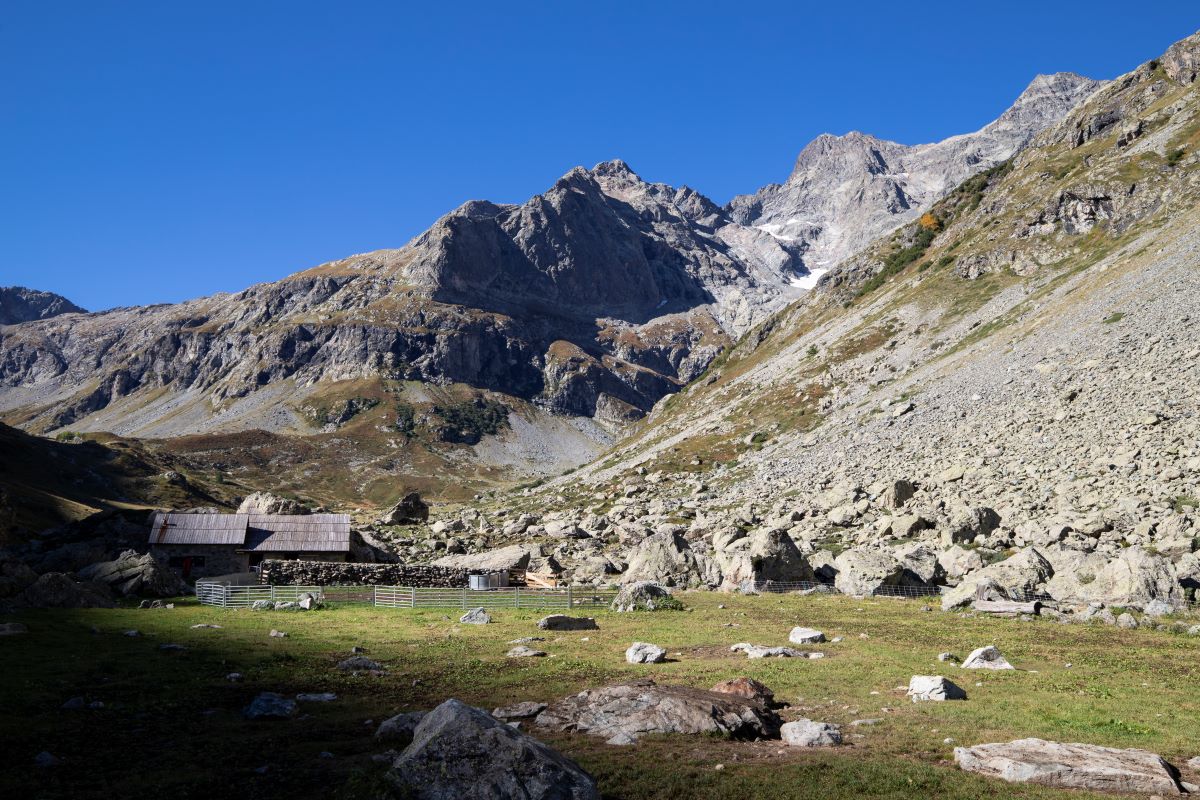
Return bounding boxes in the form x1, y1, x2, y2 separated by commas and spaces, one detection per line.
195, 582, 326, 608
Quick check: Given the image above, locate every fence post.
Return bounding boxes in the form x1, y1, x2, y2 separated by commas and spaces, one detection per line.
567, 585, 573, 609
515, 586, 520, 609
372, 585, 377, 607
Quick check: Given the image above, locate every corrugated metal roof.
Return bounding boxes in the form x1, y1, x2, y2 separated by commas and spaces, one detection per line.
149, 513, 249, 545
243, 513, 351, 552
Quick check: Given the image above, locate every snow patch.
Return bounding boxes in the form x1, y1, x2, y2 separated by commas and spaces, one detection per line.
789, 268, 828, 290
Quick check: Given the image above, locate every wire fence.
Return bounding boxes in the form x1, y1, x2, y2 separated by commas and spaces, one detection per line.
374, 586, 618, 610
196, 582, 618, 610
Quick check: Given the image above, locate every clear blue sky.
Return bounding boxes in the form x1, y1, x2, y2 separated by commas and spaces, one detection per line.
2, 2, 1196, 311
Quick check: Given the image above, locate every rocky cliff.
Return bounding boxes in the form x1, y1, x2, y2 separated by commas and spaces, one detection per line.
727, 73, 1103, 274
0, 287, 86, 325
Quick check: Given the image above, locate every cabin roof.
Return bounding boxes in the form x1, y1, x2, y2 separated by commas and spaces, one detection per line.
148, 512, 351, 552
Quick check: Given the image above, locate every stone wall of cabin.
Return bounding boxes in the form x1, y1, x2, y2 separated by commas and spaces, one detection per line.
150, 544, 249, 579
261, 559, 470, 587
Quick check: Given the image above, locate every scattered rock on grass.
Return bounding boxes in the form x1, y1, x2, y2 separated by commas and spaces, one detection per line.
0, 622, 28, 636
538, 615, 599, 631
625, 642, 667, 664
338, 655, 384, 672
611, 582, 679, 612
781, 719, 842, 747
507, 645, 548, 658
788, 627, 825, 644
388, 699, 598, 800
962, 645, 1014, 670
907, 675, 966, 702
460, 607, 491, 625
954, 738, 1185, 795
243, 692, 297, 720
493, 701, 548, 722
296, 692, 337, 703
534, 679, 781, 745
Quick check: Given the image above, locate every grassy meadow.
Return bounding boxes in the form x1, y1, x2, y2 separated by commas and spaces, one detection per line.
1, 592, 1198, 799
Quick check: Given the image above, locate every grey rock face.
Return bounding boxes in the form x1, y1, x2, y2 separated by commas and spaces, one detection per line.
379, 492, 429, 525
77, 550, 187, 598
10, 573, 114, 609
727, 74, 1102, 275
388, 699, 599, 800
954, 738, 1184, 795
237, 491, 309, 515
0, 286, 85, 325
507, 645, 547, 658
535, 679, 780, 744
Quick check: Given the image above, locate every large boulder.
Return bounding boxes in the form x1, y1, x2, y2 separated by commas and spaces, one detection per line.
781, 719, 842, 747
941, 548, 1053, 611
954, 738, 1184, 795
376, 711, 426, 744
833, 547, 922, 596
237, 491, 309, 515
611, 581, 679, 612
388, 699, 599, 800
942, 505, 1001, 546
78, 550, 188, 597
378, 492, 429, 525
1048, 546, 1184, 609
716, 527, 813, 589
622, 530, 719, 588
535, 679, 780, 745
937, 545, 984, 580
625, 642, 667, 664
434, 544, 536, 572
11, 573, 114, 608
0, 560, 39, 598
894, 542, 946, 585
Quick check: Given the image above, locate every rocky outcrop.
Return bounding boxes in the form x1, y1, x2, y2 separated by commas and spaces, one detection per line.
954, 738, 1184, 795
379, 493, 429, 525
9, 572, 114, 608
941, 548, 1054, 610
432, 544, 537, 573
0, 287, 85, 325
727, 73, 1101, 274
388, 699, 599, 800
78, 550, 188, 597
610, 581, 678, 612
237, 492, 309, 516
622, 530, 718, 588
535, 679, 780, 745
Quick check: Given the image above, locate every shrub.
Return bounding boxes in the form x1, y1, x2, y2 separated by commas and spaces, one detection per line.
432, 397, 510, 445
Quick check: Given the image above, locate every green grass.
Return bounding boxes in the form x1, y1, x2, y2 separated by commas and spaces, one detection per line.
1, 593, 1198, 799
1102, 312, 1126, 324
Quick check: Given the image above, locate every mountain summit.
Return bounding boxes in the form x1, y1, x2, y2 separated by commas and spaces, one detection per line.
727, 72, 1103, 271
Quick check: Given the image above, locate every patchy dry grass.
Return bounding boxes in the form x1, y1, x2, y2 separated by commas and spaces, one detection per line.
2, 592, 1198, 799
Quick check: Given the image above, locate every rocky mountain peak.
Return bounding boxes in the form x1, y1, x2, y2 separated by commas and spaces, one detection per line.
725, 71, 1102, 271
0, 286, 87, 325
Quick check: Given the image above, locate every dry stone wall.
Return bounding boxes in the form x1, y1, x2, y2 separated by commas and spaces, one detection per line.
262, 559, 470, 587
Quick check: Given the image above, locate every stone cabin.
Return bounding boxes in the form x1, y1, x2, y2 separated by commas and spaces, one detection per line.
148, 512, 351, 579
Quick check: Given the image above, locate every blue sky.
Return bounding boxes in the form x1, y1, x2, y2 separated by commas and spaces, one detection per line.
2, 2, 1197, 311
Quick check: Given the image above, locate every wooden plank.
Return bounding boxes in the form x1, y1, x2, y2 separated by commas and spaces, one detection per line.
973, 599, 1041, 614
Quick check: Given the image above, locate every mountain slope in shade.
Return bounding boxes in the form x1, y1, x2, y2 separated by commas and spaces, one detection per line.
727, 72, 1104, 273
0, 287, 86, 325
